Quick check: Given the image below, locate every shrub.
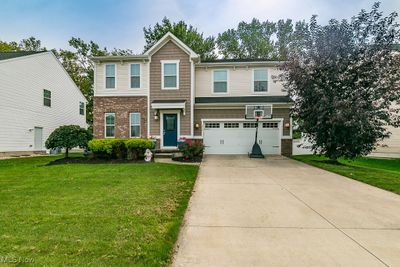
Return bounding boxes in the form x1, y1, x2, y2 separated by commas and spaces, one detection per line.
125, 139, 154, 160
45, 125, 92, 158
87, 139, 114, 158
87, 138, 154, 160
178, 138, 204, 160
111, 139, 127, 159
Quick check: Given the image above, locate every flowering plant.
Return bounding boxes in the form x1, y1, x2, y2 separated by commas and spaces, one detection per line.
177, 138, 204, 160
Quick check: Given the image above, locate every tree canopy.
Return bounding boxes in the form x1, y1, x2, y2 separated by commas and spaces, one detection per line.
45, 125, 92, 158
282, 2, 400, 161
143, 17, 217, 60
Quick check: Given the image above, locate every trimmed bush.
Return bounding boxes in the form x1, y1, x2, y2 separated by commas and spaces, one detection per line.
178, 138, 204, 161
87, 138, 154, 160
125, 139, 154, 160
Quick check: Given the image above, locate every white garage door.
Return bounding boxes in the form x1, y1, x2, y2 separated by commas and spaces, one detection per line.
203, 121, 281, 155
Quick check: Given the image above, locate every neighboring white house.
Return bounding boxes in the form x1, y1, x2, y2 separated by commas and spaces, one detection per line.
0, 51, 87, 155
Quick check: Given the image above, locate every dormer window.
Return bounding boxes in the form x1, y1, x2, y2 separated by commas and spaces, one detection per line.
161, 60, 179, 89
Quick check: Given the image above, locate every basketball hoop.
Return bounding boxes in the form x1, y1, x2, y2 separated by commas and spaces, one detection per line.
245, 104, 273, 159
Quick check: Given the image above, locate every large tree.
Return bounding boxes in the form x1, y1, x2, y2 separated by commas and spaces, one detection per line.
0, 36, 45, 52
143, 17, 216, 60
282, 2, 400, 161
216, 18, 276, 59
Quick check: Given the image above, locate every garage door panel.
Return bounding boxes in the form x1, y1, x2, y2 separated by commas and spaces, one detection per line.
203, 121, 280, 155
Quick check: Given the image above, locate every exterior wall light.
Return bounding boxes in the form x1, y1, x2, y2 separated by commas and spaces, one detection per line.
154, 111, 159, 120
284, 122, 290, 128
195, 123, 200, 129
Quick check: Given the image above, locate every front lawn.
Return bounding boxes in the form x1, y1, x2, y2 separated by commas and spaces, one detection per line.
0, 155, 198, 266
292, 155, 400, 194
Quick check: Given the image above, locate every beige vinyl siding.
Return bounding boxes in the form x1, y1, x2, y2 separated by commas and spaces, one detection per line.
195, 66, 285, 97
0, 52, 87, 152
95, 62, 148, 96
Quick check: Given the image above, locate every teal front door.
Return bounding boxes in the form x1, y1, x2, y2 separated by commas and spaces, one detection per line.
163, 114, 178, 147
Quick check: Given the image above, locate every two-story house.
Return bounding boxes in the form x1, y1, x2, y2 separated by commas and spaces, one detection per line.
0, 51, 87, 156
92, 32, 293, 156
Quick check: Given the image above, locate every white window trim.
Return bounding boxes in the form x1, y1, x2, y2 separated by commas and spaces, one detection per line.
104, 64, 117, 89
129, 112, 141, 138
129, 63, 141, 89
212, 69, 229, 94
104, 112, 115, 138
43, 89, 51, 107
252, 68, 269, 94
161, 60, 180, 90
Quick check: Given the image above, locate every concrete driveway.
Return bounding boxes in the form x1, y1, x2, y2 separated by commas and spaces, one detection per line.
172, 155, 400, 267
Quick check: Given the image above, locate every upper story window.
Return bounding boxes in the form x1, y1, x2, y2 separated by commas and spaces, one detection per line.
79, 102, 85, 115
43, 89, 51, 107
130, 64, 140, 88
130, 113, 141, 138
162, 60, 179, 89
213, 70, 228, 93
253, 69, 268, 92
105, 64, 116, 89
105, 113, 115, 138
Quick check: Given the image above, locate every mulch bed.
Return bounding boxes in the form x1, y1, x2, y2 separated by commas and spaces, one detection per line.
47, 157, 149, 165
172, 156, 203, 163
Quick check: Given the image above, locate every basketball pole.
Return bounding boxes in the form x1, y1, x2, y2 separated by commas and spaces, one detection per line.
249, 117, 265, 158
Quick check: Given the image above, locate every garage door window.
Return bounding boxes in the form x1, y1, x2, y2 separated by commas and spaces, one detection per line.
263, 122, 278, 128
243, 122, 258, 128
224, 122, 239, 128
205, 122, 220, 128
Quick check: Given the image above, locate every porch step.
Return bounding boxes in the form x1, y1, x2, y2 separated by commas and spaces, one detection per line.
155, 153, 174, 159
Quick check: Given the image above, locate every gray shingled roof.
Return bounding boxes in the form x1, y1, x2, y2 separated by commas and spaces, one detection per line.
0, 51, 46, 61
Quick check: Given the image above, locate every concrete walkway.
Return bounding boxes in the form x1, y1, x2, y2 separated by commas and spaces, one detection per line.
172, 155, 400, 267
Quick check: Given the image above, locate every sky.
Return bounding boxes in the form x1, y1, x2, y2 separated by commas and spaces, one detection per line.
0, 0, 399, 53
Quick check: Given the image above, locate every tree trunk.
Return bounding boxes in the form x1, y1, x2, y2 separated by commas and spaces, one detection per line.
65, 148, 69, 158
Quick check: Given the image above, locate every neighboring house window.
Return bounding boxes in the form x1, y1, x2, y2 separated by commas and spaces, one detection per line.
105, 64, 116, 89
213, 70, 228, 93
43, 89, 51, 107
130, 113, 141, 137
105, 113, 115, 138
130, 64, 140, 88
162, 60, 179, 89
79, 102, 85, 115
253, 69, 268, 92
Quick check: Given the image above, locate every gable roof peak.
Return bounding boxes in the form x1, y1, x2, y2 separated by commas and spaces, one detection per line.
144, 32, 199, 59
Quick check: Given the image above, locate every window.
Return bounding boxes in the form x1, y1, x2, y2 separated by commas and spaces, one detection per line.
105, 64, 116, 89
205, 122, 220, 128
213, 70, 228, 93
105, 113, 115, 138
243, 122, 258, 128
253, 69, 268, 92
79, 102, 85, 115
162, 60, 179, 89
130, 113, 140, 137
224, 122, 239, 128
43, 89, 51, 107
130, 64, 140, 88
263, 122, 278, 128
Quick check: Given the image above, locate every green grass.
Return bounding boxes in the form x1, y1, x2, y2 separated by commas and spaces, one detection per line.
0, 154, 198, 266
292, 155, 400, 194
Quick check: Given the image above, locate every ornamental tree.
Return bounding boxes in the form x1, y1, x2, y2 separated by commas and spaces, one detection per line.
45, 125, 92, 158
281, 2, 400, 161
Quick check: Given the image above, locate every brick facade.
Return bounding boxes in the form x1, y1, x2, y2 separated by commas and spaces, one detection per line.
93, 96, 147, 138
281, 139, 293, 157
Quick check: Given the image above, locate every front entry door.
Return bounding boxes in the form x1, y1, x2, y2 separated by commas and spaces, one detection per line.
163, 114, 178, 147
